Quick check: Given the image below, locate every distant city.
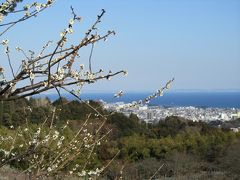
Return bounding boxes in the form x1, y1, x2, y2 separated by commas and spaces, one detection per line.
37, 91, 240, 124
103, 101, 240, 124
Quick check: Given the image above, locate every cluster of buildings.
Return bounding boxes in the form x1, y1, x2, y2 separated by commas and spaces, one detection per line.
102, 101, 240, 124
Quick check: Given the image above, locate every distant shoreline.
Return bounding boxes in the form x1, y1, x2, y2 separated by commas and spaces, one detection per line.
34, 91, 240, 109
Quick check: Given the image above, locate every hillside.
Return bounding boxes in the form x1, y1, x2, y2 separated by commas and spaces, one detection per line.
0, 98, 240, 179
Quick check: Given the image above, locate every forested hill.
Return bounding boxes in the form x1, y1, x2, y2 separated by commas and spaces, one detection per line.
0, 98, 240, 179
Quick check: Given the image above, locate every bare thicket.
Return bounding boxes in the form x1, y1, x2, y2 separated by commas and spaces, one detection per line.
0, 0, 126, 101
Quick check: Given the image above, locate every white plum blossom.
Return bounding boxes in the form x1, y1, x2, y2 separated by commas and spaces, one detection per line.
66, 28, 74, 34
69, 18, 74, 25
43, 81, 48, 87
57, 67, 65, 75
52, 130, 59, 140
47, 167, 52, 172
19, 144, 23, 148
159, 90, 163, 96
123, 70, 128, 76
35, 4, 41, 12
114, 90, 123, 98
25, 11, 30, 17
29, 72, 35, 80
15, 46, 22, 52
60, 31, 66, 37
2, 39, 9, 45
79, 64, 84, 70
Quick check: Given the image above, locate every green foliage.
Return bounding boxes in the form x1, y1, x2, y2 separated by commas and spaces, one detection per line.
107, 112, 141, 137
2, 113, 12, 126
30, 106, 52, 124
0, 98, 240, 178
54, 99, 106, 121
0, 123, 103, 172
98, 141, 119, 161
0, 98, 29, 126
116, 117, 239, 163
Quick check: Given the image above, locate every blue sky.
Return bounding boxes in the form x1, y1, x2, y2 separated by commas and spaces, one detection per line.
1, 0, 240, 92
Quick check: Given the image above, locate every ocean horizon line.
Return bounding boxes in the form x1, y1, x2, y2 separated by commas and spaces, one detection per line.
34, 91, 240, 109
38, 89, 240, 95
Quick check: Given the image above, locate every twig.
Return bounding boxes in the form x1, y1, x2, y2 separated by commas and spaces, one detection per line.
149, 163, 165, 180
89, 43, 94, 73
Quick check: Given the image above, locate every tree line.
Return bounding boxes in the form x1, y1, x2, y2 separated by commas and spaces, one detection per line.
0, 98, 239, 179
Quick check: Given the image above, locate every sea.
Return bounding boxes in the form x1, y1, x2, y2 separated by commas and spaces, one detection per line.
37, 91, 240, 109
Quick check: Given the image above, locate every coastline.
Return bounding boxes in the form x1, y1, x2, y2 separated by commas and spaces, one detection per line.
34, 91, 240, 109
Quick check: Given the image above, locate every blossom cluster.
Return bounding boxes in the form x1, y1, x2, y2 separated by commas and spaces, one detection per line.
0, 107, 111, 178
0, 0, 54, 22
115, 78, 175, 110
0, 8, 125, 102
